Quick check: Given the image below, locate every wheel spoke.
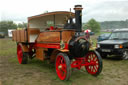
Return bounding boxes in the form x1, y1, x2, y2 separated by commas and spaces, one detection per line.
94, 66, 98, 71
85, 51, 101, 75
56, 53, 70, 80
60, 58, 63, 63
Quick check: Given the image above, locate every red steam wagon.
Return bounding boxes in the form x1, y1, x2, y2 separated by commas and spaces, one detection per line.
12, 5, 102, 80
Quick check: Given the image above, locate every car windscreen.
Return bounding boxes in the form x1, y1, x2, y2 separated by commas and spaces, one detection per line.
100, 33, 110, 37
109, 31, 128, 40
104, 33, 110, 37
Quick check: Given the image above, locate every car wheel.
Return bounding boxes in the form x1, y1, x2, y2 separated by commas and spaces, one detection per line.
122, 50, 128, 60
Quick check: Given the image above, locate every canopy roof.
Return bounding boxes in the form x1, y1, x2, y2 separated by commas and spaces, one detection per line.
28, 11, 75, 29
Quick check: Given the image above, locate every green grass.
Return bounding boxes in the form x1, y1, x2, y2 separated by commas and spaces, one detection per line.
0, 38, 16, 56
0, 38, 101, 85
0, 37, 128, 85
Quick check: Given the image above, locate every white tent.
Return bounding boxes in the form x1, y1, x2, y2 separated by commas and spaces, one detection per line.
8, 29, 15, 37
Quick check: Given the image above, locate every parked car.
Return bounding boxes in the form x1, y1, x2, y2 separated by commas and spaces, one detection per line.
97, 33, 111, 42
89, 32, 95, 35
96, 29, 128, 59
0, 32, 5, 38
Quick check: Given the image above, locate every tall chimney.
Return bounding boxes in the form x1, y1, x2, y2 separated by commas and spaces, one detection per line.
74, 5, 83, 32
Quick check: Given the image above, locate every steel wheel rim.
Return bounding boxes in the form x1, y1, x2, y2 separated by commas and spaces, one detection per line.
56, 55, 67, 80
85, 52, 99, 75
17, 45, 23, 64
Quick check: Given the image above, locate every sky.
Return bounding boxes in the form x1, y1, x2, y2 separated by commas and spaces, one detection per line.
0, 0, 128, 23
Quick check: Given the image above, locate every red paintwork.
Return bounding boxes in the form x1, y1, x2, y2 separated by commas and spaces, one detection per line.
64, 43, 68, 49
34, 43, 68, 49
56, 54, 67, 80
50, 26, 54, 30
71, 52, 99, 75
85, 52, 99, 75
71, 57, 94, 69
17, 45, 23, 64
34, 43, 60, 49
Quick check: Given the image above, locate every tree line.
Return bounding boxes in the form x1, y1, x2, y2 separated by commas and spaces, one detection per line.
100, 19, 128, 29
2, 19, 127, 36
1, 19, 101, 36
83, 19, 128, 33
0, 21, 27, 35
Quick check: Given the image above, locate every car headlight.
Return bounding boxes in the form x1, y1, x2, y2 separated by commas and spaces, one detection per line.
97, 44, 100, 48
114, 45, 119, 48
114, 45, 123, 49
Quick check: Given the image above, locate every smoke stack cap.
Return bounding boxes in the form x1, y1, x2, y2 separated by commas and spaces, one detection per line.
74, 5, 83, 10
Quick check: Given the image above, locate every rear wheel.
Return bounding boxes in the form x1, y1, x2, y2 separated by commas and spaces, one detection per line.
55, 53, 71, 80
17, 44, 28, 64
85, 51, 102, 76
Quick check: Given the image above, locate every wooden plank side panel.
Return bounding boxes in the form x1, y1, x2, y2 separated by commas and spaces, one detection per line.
24, 30, 27, 42
20, 29, 27, 42
36, 32, 60, 43
62, 30, 75, 43
12, 31, 17, 41
12, 29, 27, 42
16, 30, 21, 42
20, 30, 25, 42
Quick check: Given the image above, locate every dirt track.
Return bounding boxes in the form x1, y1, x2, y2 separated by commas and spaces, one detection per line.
0, 38, 128, 85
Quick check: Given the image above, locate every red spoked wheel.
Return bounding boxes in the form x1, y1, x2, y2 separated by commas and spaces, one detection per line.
85, 51, 102, 76
17, 44, 28, 64
55, 53, 71, 80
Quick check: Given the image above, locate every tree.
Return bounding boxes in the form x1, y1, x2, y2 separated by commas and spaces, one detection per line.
0, 21, 17, 35
17, 22, 27, 28
85, 19, 101, 33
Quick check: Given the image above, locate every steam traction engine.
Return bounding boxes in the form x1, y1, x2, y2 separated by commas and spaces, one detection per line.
12, 5, 102, 80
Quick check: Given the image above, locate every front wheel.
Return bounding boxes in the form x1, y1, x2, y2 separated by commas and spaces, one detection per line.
122, 50, 128, 60
55, 53, 71, 80
85, 51, 103, 76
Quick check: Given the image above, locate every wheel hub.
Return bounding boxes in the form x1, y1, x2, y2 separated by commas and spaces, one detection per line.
58, 65, 62, 69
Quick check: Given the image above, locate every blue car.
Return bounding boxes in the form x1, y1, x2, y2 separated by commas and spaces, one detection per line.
97, 33, 111, 42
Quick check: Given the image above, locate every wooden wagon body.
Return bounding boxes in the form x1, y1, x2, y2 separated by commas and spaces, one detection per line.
12, 5, 102, 80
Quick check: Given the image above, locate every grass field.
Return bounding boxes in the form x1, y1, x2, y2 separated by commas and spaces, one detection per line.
0, 36, 128, 85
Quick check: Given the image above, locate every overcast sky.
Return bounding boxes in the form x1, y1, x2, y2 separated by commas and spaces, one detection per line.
0, 0, 128, 23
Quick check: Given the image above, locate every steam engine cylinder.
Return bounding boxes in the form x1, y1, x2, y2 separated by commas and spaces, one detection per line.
69, 38, 90, 58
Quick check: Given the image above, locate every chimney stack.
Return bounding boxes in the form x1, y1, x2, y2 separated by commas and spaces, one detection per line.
74, 5, 83, 32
